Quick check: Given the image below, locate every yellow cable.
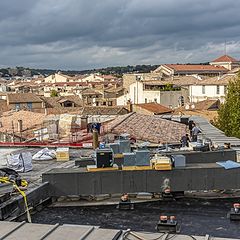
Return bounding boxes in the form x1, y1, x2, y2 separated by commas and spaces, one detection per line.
0, 177, 31, 223
14, 183, 32, 223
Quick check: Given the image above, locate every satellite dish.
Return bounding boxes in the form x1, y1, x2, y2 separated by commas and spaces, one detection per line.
191, 104, 195, 109
185, 104, 189, 110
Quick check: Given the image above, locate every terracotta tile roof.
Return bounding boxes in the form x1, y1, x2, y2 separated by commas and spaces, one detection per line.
48, 82, 88, 87
104, 86, 124, 93
194, 99, 220, 111
0, 110, 45, 133
81, 89, 103, 96
81, 106, 129, 115
135, 103, 173, 114
102, 75, 117, 80
41, 96, 83, 108
164, 64, 228, 72
7, 93, 43, 103
143, 76, 200, 86
105, 113, 187, 144
0, 100, 8, 113
195, 74, 236, 85
211, 55, 238, 63
228, 67, 240, 73
176, 99, 220, 112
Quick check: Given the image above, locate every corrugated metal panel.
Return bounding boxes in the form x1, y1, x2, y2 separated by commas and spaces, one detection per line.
160, 115, 240, 147
0, 222, 121, 240
4, 223, 55, 240
45, 225, 94, 240
0, 222, 238, 240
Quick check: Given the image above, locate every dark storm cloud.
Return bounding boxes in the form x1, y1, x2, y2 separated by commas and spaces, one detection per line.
0, 0, 240, 69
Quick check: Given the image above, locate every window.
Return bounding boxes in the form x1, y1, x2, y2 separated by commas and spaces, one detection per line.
224, 86, 227, 94
108, 101, 113, 106
202, 85, 205, 94
154, 98, 157, 103
27, 102, 32, 109
179, 96, 184, 106
145, 98, 148, 103
15, 103, 20, 110
216, 86, 220, 95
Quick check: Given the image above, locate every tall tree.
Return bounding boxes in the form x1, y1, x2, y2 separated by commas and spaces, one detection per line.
217, 72, 240, 138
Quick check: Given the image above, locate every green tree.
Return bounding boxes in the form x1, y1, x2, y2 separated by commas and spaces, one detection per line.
50, 90, 59, 97
216, 72, 240, 138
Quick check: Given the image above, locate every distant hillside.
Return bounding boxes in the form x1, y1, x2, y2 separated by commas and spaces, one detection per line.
0, 65, 159, 77
30, 64, 161, 76
0, 63, 209, 77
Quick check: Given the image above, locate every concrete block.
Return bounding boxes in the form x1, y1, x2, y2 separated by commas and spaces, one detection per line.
136, 192, 153, 200
94, 194, 111, 201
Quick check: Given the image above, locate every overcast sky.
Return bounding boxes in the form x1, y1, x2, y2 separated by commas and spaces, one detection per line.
1, 0, 240, 70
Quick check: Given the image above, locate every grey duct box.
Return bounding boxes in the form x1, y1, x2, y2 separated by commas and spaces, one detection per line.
106, 142, 120, 154
172, 155, 186, 168
123, 153, 136, 166
119, 133, 130, 140
118, 140, 131, 153
135, 150, 150, 166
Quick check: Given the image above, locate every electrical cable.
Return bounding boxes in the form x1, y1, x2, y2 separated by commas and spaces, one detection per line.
189, 235, 197, 240
14, 183, 32, 223
0, 176, 31, 223
165, 234, 177, 240
125, 231, 170, 240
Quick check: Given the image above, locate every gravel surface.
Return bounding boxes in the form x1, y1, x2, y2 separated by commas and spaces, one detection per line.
32, 198, 240, 238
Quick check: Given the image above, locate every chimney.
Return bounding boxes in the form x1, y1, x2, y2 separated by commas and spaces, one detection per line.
127, 100, 133, 112
81, 116, 88, 130
17, 120, 23, 132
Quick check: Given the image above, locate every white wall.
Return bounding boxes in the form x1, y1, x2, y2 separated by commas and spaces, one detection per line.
82, 74, 104, 82
190, 85, 225, 102
45, 74, 68, 83
0, 85, 7, 92
116, 95, 128, 105
143, 91, 161, 103
127, 81, 187, 107
129, 81, 144, 104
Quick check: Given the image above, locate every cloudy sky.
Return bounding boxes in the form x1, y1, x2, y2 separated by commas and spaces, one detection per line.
1, 0, 240, 70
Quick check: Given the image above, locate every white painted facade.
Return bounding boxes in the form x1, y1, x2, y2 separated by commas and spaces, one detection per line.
118, 81, 188, 108
117, 81, 161, 105
116, 94, 128, 106
189, 85, 226, 103
45, 73, 69, 83
0, 84, 8, 92
120, 78, 229, 107
81, 74, 104, 82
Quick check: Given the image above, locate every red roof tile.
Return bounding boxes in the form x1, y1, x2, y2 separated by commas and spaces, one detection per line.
135, 103, 172, 114
194, 99, 220, 110
165, 64, 227, 72
211, 55, 238, 63
106, 113, 187, 144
